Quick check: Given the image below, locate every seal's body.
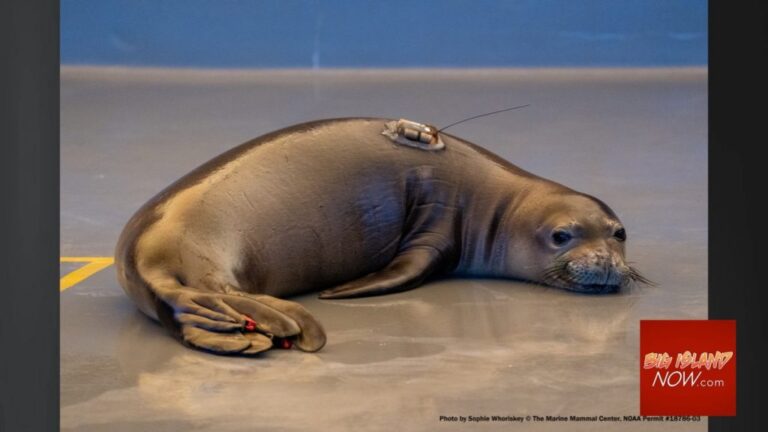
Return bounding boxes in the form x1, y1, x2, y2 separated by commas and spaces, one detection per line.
116, 118, 643, 355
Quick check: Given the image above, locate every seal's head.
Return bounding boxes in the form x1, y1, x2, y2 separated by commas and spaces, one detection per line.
506, 188, 650, 294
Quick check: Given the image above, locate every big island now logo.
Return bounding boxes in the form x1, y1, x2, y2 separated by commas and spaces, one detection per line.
640, 320, 736, 416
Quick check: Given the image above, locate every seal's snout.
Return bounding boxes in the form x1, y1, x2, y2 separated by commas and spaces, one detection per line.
542, 248, 633, 294
564, 251, 626, 291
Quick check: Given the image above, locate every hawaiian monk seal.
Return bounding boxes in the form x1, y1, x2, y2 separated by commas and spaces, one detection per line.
115, 118, 648, 355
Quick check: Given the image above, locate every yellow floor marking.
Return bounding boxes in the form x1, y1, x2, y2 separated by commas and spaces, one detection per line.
60, 257, 115, 292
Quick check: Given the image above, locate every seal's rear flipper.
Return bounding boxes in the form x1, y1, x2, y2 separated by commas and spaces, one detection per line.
151, 278, 326, 355
180, 326, 273, 355
319, 247, 442, 299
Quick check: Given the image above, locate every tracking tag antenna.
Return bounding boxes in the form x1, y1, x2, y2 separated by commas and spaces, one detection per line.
437, 104, 531, 133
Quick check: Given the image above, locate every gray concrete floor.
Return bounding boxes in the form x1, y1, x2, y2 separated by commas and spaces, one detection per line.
61, 67, 707, 431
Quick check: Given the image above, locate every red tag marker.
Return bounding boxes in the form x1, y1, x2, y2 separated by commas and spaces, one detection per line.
243, 317, 257, 332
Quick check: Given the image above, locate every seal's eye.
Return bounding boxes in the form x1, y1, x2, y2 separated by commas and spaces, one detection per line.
614, 228, 626, 242
551, 230, 572, 246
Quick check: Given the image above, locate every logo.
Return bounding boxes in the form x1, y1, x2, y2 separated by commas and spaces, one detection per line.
640, 320, 736, 416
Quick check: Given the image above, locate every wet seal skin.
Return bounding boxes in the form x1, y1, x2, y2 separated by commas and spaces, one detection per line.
115, 118, 649, 356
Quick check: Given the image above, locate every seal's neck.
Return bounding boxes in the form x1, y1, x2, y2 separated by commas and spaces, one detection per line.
453, 176, 527, 277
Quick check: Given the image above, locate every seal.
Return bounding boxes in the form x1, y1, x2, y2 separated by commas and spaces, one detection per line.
115, 118, 648, 355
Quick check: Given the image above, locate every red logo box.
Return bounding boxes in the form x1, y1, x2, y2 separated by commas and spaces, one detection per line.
640, 320, 736, 416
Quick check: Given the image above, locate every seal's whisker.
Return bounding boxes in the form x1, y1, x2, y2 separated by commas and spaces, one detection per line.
541, 261, 568, 283
540, 257, 577, 289
628, 266, 656, 286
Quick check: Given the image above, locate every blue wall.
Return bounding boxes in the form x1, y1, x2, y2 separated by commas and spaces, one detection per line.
61, 0, 707, 68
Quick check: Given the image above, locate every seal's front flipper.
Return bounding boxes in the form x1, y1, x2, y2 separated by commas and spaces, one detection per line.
319, 247, 443, 299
